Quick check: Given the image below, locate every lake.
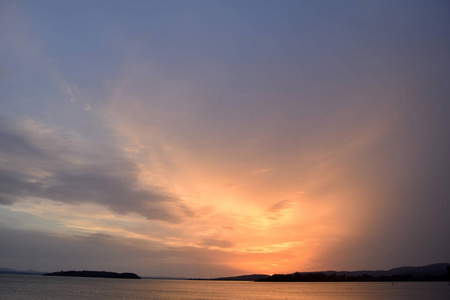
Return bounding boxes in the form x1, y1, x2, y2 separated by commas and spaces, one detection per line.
1, 274, 449, 299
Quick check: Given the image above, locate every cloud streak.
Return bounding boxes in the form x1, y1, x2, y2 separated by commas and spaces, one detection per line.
0, 117, 192, 223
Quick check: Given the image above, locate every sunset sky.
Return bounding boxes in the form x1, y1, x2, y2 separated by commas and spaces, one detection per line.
1, 0, 449, 278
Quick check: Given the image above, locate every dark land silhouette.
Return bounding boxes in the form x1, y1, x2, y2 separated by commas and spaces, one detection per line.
3, 263, 449, 281
206, 263, 450, 282
43, 270, 141, 279
257, 263, 450, 282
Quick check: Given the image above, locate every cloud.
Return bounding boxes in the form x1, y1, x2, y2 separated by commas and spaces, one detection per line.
0, 117, 193, 223
0, 118, 46, 159
264, 199, 295, 222
267, 199, 293, 213
76, 232, 113, 239
61, 82, 80, 103
198, 239, 235, 249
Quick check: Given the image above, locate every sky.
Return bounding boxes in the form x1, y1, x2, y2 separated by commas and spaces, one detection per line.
1, 0, 449, 278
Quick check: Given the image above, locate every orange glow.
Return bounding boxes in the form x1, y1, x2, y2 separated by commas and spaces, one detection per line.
81, 82, 396, 275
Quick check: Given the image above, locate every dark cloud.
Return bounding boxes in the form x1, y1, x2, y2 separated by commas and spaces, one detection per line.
40, 168, 189, 222
0, 168, 44, 205
0, 117, 192, 223
0, 118, 45, 159
0, 195, 14, 205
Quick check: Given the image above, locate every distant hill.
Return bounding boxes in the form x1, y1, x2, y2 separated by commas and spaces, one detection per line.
43, 270, 141, 279
320, 263, 450, 277
0, 268, 43, 275
258, 263, 450, 282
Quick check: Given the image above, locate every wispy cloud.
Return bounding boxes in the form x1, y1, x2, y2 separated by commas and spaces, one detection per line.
267, 199, 294, 213
198, 239, 235, 249
61, 82, 80, 103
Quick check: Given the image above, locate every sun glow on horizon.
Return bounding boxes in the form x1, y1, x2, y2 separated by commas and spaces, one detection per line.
2, 0, 449, 278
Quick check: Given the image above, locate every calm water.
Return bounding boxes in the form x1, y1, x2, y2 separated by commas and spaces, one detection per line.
1, 274, 449, 299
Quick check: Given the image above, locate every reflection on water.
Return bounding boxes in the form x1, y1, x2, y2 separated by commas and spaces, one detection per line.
1, 274, 449, 300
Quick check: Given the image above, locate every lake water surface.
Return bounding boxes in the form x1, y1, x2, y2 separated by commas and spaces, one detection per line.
1, 274, 449, 299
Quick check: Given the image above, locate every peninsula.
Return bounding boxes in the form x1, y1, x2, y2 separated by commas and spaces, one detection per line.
43, 270, 141, 279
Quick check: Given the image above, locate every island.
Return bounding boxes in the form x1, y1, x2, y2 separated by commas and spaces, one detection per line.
43, 270, 141, 279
